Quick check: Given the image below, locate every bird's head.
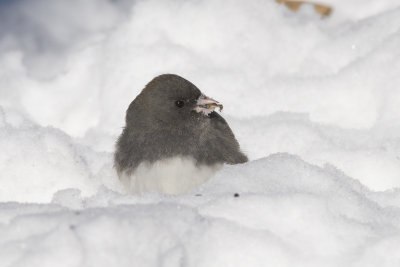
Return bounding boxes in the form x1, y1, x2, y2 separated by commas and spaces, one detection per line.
126, 74, 223, 128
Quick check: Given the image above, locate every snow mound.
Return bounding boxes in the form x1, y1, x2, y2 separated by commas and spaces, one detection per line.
1, 155, 400, 267
0, 107, 123, 203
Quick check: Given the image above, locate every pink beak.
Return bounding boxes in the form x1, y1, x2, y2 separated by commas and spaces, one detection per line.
194, 94, 223, 116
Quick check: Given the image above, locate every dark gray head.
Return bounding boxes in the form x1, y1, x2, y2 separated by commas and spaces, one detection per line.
115, 74, 247, 176
125, 74, 222, 130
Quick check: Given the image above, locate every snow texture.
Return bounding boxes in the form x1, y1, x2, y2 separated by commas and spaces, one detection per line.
1, 0, 400, 266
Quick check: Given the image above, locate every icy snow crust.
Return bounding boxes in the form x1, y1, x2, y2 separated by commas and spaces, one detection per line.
1, 0, 400, 266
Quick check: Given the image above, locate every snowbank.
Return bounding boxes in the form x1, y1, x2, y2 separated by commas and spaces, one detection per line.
1, 155, 400, 267
1, 0, 400, 266
0, 107, 123, 203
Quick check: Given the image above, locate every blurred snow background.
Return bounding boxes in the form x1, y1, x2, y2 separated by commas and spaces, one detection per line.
1, 0, 400, 266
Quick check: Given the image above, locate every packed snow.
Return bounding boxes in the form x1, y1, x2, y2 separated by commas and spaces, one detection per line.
1, 0, 400, 266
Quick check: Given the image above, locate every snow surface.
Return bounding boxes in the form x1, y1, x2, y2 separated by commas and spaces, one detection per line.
1, 0, 400, 266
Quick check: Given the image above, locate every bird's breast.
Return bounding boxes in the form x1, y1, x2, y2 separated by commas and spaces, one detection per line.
119, 156, 222, 194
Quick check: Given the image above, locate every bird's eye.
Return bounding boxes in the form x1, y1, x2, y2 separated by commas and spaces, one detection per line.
175, 100, 185, 108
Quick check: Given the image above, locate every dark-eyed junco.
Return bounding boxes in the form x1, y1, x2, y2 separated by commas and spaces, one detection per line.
114, 74, 247, 194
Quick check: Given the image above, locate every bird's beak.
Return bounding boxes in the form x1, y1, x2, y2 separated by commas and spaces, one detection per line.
194, 94, 223, 116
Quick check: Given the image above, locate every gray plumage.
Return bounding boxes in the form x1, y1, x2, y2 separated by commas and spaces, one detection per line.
114, 74, 247, 184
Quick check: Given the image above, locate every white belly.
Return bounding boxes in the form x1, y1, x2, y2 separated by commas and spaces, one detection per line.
120, 157, 221, 194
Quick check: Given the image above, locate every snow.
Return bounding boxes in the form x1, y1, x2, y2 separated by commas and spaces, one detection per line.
2, 156, 400, 266
1, 0, 400, 266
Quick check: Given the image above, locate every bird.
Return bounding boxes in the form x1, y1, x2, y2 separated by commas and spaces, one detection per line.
114, 74, 248, 194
